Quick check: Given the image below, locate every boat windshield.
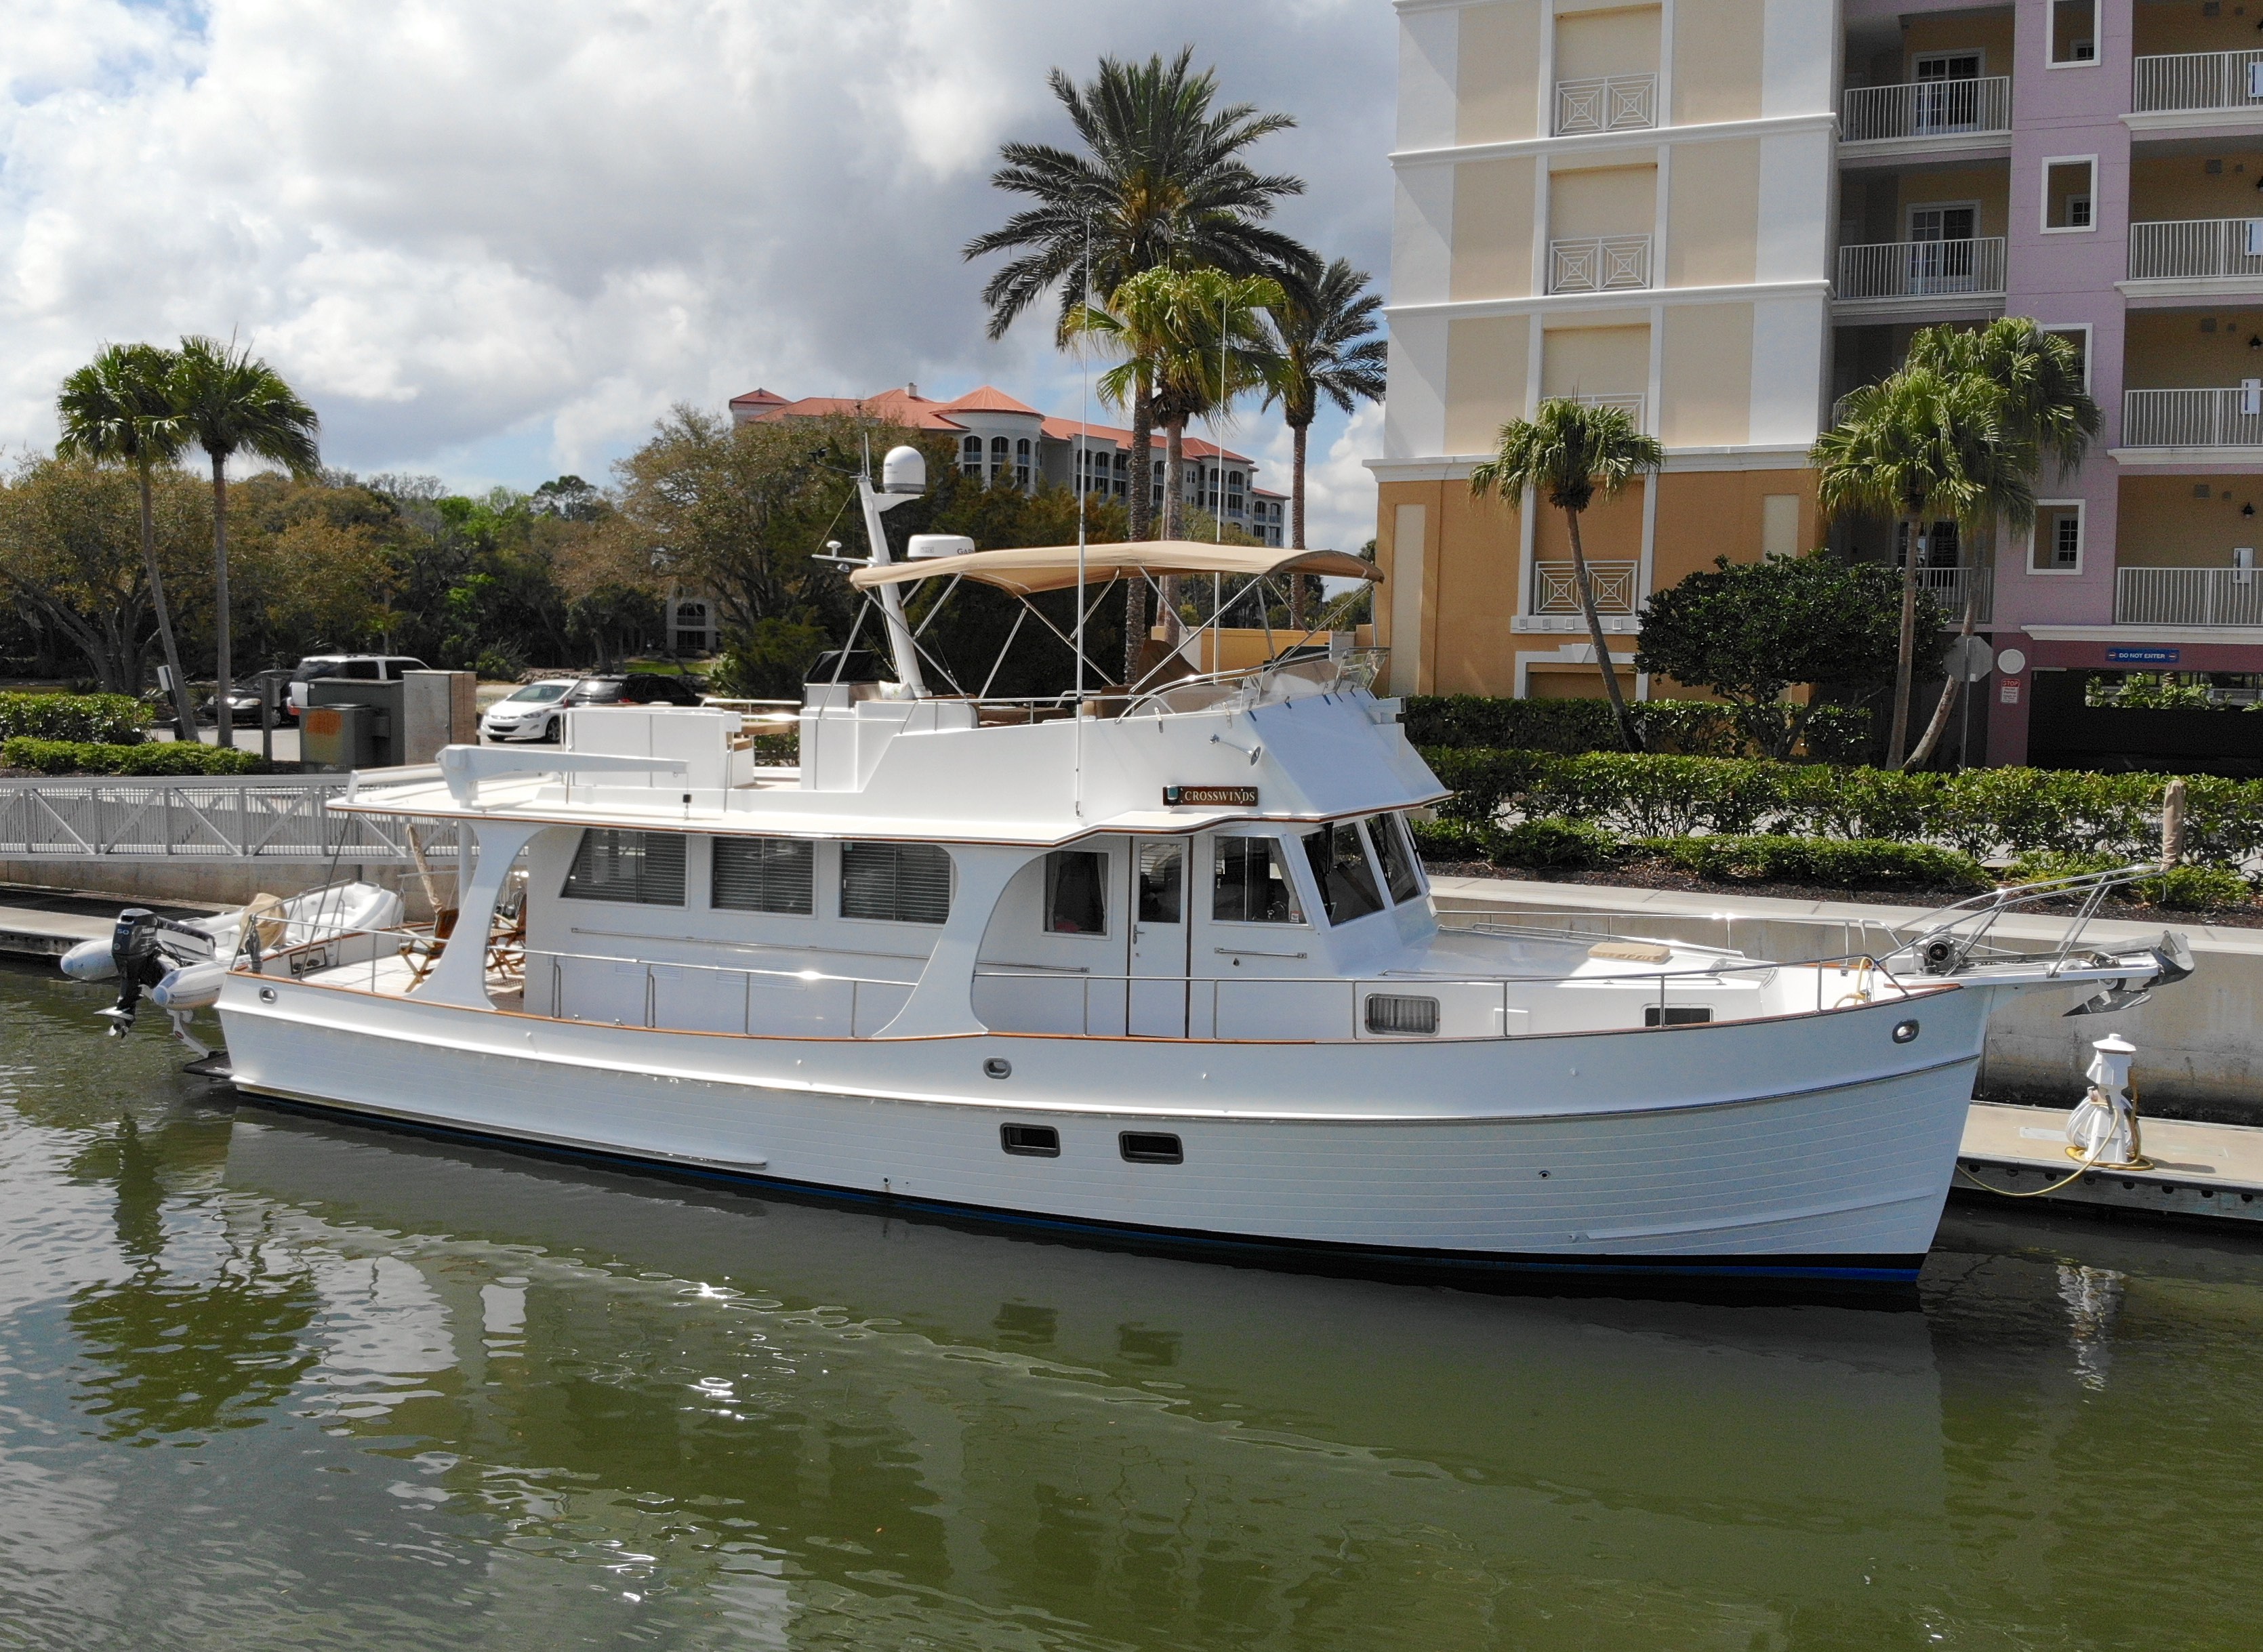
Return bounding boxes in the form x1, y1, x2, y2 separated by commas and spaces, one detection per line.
1368, 812, 1423, 904
1301, 823, 1385, 925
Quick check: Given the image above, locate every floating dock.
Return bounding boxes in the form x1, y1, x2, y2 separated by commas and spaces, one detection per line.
1958, 1102, 2263, 1225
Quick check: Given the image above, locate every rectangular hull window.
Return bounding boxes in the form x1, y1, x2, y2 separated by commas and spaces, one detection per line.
562, 829, 686, 906
712, 837, 815, 914
1645, 1006, 1713, 1027
1001, 1123, 1060, 1157
1365, 993, 1440, 1035
1119, 1132, 1183, 1164
1044, 850, 1108, 934
841, 842, 953, 924
1211, 837, 1304, 924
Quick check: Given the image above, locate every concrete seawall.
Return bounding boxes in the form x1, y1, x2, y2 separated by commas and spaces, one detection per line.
1431, 876, 2263, 1127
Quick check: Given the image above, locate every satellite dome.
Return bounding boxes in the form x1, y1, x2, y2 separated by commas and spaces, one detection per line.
880, 445, 927, 494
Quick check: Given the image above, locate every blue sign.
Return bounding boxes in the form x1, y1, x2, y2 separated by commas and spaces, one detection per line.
2106, 647, 2180, 665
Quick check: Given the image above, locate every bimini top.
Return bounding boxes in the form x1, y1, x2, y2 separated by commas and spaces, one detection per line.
849, 539, 1381, 598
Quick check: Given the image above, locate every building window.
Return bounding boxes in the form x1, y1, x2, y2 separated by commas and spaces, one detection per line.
1211, 836, 1305, 924
562, 829, 686, 907
2040, 324, 2092, 390
990, 434, 1010, 484
2048, 0, 2097, 66
961, 435, 983, 478
2043, 158, 2096, 232
2031, 501, 2084, 574
840, 842, 952, 924
712, 837, 815, 915
1042, 849, 1107, 934
1015, 437, 1032, 492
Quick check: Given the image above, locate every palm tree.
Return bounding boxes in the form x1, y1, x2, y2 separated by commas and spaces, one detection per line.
1898, 320, 2098, 767
55, 343, 199, 736
1471, 401, 1663, 751
1265, 260, 1387, 627
169, 337, 321, 747
1811, 368, 2022, 767
1072, 266, 1284, 644
963, 47, 1312, 674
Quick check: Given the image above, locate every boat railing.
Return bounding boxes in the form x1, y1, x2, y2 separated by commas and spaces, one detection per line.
243, 924, 1938, 1041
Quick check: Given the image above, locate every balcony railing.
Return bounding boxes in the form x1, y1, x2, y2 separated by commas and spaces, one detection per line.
2126, 217, 2263, 281
1532, 559, 1639, 616
1839, 77, 2011, 143
1565, 391, 1647, 430
2123, 386, 2263, 447
2117, 566, 2263, 627
1909, 563, 1994, 625
2132, 49, 2263, 115
1555, 73, 1657, 135
1549, 234, 1652, 293
1835, 237, 2006, 302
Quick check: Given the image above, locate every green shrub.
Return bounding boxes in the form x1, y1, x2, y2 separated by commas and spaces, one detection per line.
2, 738, 268, 777
0, 692, 150, 745
1408, 819, 1501, 863
1402, 695, 1870, 760
1493, 817, 1619, 870
2004, 850, 2254, 911
1637, 835, 1990, 893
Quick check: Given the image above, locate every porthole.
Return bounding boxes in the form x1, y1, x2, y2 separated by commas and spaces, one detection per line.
983, 1057, 1012, 1080
1364, 993, 1438, 1035
1120, 1132, 1183, 1165
1893, 1019, 1920, 1044
258, 987, 277, 1004
1000, 1123, 1059, 1157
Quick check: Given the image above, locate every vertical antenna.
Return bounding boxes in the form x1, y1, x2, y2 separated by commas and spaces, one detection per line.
1074, 207, 1090, 819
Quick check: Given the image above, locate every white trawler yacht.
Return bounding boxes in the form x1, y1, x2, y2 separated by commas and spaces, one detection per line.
153, 447, 2186, 1289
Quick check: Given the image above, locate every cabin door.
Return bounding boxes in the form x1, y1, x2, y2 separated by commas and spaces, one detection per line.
1127, 838, 1191, 1037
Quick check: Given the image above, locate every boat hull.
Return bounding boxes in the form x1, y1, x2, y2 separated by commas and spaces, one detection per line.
216, 976, 1985, 1289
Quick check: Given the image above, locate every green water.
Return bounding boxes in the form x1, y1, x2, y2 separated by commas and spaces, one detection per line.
5, 962, 2262, 1650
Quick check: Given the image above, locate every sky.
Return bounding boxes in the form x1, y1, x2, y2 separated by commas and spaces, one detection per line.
0, 0, 1398, 550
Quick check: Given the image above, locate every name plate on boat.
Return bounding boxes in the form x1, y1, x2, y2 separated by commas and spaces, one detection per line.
1162, 785, 1259, 807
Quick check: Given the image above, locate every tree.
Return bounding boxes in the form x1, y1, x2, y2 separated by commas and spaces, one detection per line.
964, 47, 1313, 672
169, 337, 321, 746
1898, 320, 2100, 768
1072, 264, 1284, 641
1265, 259, 1387, 626
55, 344, 201, 733
1634, 553, 1938, 759
1470, 401, 1664, 751
0, 456, 207, 693
1811, 367, 2023, 768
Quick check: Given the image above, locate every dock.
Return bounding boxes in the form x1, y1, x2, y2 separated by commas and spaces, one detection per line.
0, 888, 222, 959
1958, 1102, 2263, 1225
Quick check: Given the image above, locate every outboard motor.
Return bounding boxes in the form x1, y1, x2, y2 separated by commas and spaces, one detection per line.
99, 908, 218, 1054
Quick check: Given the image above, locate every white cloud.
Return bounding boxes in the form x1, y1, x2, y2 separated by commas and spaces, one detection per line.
0, 0, 1395, 527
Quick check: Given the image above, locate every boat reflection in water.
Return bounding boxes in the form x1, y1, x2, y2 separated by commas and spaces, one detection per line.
218, 1105, 1953, 1645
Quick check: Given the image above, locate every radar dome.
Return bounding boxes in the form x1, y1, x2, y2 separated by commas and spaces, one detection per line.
880, 445, 927, 494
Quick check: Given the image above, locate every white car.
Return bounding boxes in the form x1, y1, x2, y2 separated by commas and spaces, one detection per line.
478, 674, 708, 743
286, 654, 429, 720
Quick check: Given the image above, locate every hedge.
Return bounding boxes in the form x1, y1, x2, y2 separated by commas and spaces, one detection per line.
1420, 747, 2263, 872
1637, 835, 1989, 893
2, 738, 268, 777
0, 693, 149, 745
1403, 695, 1871, 763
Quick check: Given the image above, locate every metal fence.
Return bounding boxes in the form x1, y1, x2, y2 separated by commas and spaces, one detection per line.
1549, 234, 1652, 293
0, 776, 433, 861
2117, 566, 2263, 628
2122, 386, 2263, 448
1839, 76, 2011, 143
1555, 73, 1656, 135
1835, 237, 2006, 302
2132, 49, 2263, 114
2126, 217, 2263, 282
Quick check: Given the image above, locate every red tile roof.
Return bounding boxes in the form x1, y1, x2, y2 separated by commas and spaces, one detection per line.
1039, 416, 1252, 465
937, 384, 1044, 417
734, 386, 1257, 466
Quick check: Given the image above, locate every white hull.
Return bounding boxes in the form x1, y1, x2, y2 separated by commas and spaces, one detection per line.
218, 974, 1990, 1286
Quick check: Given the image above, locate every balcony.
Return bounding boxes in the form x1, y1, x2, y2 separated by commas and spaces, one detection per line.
1566, 391, 1647, 431
1909, 563, 1993, 625
1548, 234, 1652, 294
2117, 566, 2263, 627
2132, 49, 2263, 117
2122, 387, 2263, 449
1554, 74, 1656, 136
1834, 238, 2007, 306
1532, 559, 1639, 617
1839, 77, 2011, 146
2126, 218, 2263, 283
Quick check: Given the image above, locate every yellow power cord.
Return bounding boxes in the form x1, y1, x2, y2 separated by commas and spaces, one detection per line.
1957, 1077, 2151, 1198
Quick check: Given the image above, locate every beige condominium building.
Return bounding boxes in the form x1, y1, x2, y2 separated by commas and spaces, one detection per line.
1374, 0, 1834, 703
